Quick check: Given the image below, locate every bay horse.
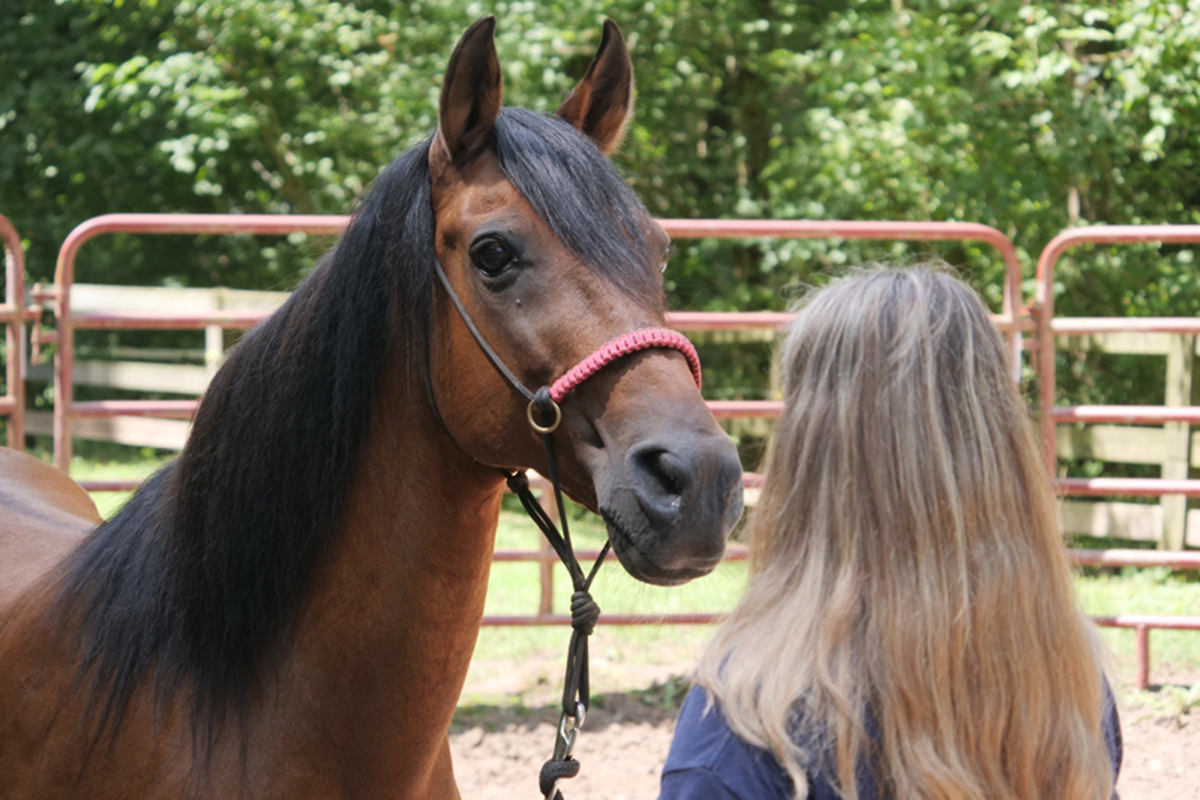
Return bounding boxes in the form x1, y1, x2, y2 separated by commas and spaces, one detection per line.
0, 18, 743, 799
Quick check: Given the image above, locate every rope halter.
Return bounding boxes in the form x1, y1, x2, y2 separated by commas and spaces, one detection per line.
430, 257, 702, 799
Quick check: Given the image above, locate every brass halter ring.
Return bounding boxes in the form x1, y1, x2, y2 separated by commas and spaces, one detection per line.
527, 398, 562, 434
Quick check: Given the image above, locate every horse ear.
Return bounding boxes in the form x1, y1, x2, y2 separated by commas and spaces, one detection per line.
556, 19, 634, 154
432, 16, 503, 170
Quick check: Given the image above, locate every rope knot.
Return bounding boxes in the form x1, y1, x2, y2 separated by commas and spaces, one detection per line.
505, 471, 530, 494
569, 590, 601, 637
533, 385, 557, 420
539, 757, 580, 798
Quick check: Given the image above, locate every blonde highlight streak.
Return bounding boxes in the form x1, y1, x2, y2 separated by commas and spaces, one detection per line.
695, 266, 1114, 800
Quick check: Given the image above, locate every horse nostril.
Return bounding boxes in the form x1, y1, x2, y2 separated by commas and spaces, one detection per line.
644, 449, 687, 495
629, 445, 691, 525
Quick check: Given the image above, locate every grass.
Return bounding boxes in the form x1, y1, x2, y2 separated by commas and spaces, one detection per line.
70, 455, 170, 518
1075, 568, 1200, 684
61, 454, 1200, 705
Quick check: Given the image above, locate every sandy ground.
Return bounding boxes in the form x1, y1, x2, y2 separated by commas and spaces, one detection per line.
1113, 676, 1200, 800
450, 675, 1199, 799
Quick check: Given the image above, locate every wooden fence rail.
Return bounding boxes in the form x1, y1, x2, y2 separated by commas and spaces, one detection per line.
1054, 331, 1200, 546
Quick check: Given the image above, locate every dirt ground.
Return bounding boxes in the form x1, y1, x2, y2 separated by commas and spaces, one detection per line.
450, 676, 1199, 799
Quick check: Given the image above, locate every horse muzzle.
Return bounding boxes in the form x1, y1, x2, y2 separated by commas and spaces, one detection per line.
597, 428, 744, 586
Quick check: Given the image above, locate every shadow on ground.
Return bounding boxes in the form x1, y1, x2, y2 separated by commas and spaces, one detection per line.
452, 676, 690, 735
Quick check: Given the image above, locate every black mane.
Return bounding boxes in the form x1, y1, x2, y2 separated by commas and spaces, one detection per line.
54, 109, 660, 746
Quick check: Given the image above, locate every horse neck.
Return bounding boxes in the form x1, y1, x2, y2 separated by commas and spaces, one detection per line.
268, 359, 505, 790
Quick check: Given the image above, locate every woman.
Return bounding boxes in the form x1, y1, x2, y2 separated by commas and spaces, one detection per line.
660, 268, 1121, 800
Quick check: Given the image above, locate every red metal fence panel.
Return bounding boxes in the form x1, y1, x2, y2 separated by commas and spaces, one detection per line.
16, 212, 1198, 690
1034, 225, 1200, 478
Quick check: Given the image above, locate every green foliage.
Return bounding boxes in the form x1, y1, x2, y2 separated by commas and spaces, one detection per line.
3, 0, 1199, 414
79, 0, 465, 216
0, 0, 201, 286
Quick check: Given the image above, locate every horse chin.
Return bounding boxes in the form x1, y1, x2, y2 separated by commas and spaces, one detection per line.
599, 505, 728, 587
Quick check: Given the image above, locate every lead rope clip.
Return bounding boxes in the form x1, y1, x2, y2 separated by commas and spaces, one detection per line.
540, 702, 586, 799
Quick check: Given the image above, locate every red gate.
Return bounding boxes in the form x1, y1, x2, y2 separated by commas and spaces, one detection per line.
42, 214, 1027, 474
5, 212, 1195, 688
1034, 226, 1200, 687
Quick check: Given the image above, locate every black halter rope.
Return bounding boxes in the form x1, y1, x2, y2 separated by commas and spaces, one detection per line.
429, 259, 701, 799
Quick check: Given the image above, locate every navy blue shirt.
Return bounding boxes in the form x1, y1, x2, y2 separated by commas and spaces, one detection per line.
660, 685, 1123, 800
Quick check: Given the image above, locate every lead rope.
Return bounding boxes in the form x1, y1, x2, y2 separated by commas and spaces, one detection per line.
431, 260, 604, 798
506, 388, 610, 800
429, 257, 701, 799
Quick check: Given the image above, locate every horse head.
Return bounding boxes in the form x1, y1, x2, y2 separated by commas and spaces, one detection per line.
426, 17, 744, 585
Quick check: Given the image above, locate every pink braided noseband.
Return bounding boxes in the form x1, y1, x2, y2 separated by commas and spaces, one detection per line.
549, 327, 702, 403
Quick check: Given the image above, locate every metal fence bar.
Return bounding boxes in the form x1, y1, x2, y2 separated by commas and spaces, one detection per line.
1092, 614, 1200, 630
69, 398, 788, 422
68, 310, 274, 330
707, 400, 783, 419
482, 613, 726, 626
492, 547, 1200, 569
52, 214, 352, 470
72, 400, 197, 419
1055, 478, 1200, 497
62, 309, 1023, 334
68, 474, 1200, 505
660, 218, 1026, 377
480, 610, 1198, 691
76, 470, 770, 494
1, 215, 25, 448
1091, 615, 1200, 690
1136, 625, 1151, 690
1052, 406, 1200, 424
1069, 549, 1200, 569
484, 613, 1200, 630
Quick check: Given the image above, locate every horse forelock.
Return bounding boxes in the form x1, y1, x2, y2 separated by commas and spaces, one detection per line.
493, 107, 663, 307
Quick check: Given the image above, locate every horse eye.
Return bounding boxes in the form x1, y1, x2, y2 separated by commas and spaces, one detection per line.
470, 239, 515, 278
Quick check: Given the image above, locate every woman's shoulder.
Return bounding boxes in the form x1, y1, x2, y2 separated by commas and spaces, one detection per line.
1103, 677, 1123, 794
661, 682, 1123, 800
659, 686, 840, 800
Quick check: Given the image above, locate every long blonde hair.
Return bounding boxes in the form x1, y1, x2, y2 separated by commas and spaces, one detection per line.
695, 267, 1113, 799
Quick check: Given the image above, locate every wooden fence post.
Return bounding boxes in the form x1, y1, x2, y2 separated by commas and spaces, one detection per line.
205, 288, 226, 376
1161, 334, 1196, 550
204, 325, 225, 376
